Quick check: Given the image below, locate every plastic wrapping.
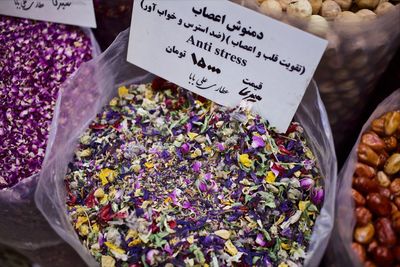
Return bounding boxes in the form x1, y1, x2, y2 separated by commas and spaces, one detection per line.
0, 25, 100, 267
325, 88, 400, 267
35, 29, 337, 267
244, 0, 400, 160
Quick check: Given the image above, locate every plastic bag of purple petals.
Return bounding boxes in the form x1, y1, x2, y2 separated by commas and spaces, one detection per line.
0, 15, 100, 267
36, 29, 337, 267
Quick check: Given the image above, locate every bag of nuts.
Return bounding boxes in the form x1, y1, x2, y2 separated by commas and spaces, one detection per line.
243, 0, 400, 162
326, 88, 400, 267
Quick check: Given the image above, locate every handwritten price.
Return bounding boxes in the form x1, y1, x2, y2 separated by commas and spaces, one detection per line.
191, 52, 221, 74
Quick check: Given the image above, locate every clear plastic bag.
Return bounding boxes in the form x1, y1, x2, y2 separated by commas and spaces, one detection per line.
243, 0, 400, 161
0, 25, 100, 267
35, 29, 337, 267
325, 88, 400, 267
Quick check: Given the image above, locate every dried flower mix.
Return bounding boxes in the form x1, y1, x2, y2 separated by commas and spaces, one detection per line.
66, 78, 324, 266
0, 16, 93, 189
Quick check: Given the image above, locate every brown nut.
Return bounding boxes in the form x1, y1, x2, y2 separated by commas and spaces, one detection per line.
377, 171, 391, 187
383, 136, 398, 151
384, 154, 400, 175
354, 223, 375, 244
372, 246, 394, 267
356, 9, 377, 20
361, 132, 386, 152
392, 211, 400, 233
355, 162, 377, 179
390, 178, 400, 196
375, 218, 397, 247
364, 261, 377, 267
320, 0, 341, 19
372, 118, 385, 136
352, 189, 366, 206
308, 0, 322, 14
355, 206, 372, 226
333, 0, 352, 10
378, 186, 391, 198
352, 242, 367, 263
358, 143, 380, 167
366, 193, 391, 217
353, 177, 379, 195
384, 111, 400, 136
355, 0, 379, 9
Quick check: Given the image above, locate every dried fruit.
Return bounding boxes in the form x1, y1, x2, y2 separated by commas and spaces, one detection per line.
375, 218, 397, 247
376, 171, 390, 188
358, 143, 380, 167
384, 154, 400, 175
352, 242, 367, 263
353, 177, 379, 194
354, 223, 375, 244
352, 189, 366, 206
371, 118, 385, 136
366, 193, 391, 217
378, 150, 389, 168
355, 162, 377, 179
384, 111, 400, 136
392, 211, 400, 233
355, 206, 372, 226
390, 178, 400, 196
378, 186, 391, 198
383, 136, 398, 151
372, 246, 394, 267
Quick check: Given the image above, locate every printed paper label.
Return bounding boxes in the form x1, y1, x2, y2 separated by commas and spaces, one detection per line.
0, 0, 96, 28
128, 0, 327, 132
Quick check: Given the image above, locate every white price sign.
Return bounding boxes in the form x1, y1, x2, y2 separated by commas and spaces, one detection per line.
0, 0, 96, 28
128, 0, 327, 132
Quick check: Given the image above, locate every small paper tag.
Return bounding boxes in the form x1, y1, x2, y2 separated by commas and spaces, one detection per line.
0, 0, 96, 28
128, 0, 327, 132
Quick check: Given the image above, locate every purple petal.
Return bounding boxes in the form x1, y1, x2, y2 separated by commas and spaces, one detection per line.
251, 135, 265, 148
216, 142, 225, 151
192, 161, 202, 172
198, 182, 207, 192
300, 177, 315, 191
182, 201, 192, 209
311, 187, 324, 205
181, 143, 190, 154
255, 233, 266, 246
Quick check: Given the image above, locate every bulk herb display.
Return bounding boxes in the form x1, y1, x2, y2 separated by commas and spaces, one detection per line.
0, 16, 93, 189
351, 110, 400, 267
65, 78, 325, 266
253, 0, 400, 162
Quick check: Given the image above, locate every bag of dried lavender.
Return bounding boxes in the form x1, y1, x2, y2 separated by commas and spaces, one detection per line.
35, 29, 337, 267
0, 15, 100, 266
